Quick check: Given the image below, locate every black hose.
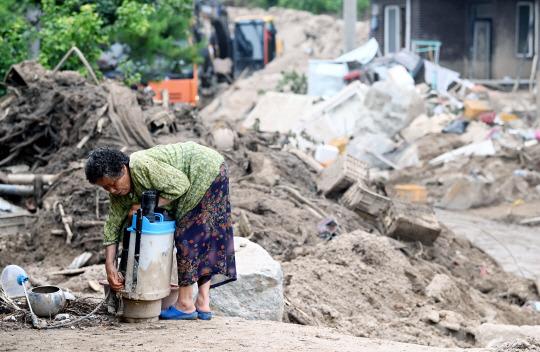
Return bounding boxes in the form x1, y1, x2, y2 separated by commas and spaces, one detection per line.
39, 215, 129, 329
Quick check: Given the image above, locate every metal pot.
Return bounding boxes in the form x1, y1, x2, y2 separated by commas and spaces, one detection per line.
27, 285, 67, 317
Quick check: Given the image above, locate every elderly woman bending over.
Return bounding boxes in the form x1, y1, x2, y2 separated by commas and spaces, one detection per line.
85, 142, 236, 320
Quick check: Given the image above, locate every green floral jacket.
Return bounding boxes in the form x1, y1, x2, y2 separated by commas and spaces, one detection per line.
102, 142, 224, 246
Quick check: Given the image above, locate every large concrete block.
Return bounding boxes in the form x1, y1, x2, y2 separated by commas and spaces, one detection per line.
209, 237, 284, 321
361, 80, 425, 137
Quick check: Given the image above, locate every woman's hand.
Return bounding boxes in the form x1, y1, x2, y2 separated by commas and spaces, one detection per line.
106, 264, 125, 291
128, 204, 141, 221
105, 244, 124, 291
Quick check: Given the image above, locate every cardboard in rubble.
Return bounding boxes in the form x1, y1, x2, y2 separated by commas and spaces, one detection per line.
464, 100, 492, 119
317, 152, 369, 198
382, 200, 441, 243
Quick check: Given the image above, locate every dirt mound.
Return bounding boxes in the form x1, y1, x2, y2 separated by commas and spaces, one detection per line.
283, 227, 540, 348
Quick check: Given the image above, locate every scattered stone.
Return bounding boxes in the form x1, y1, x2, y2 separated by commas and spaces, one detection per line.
210, 237, 284, 321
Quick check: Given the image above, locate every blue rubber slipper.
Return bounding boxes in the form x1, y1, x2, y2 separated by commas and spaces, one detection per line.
159, 305, 197, 320
196, 308, 213, 320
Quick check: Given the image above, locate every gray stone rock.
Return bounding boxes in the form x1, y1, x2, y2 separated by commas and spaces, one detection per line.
419, 306, 440, 324
426, 274, 460, 304
209, 237, 284, 321
439, 310, 464, 332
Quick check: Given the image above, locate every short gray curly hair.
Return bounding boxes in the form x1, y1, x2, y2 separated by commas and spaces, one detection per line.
85, 147, 129, 184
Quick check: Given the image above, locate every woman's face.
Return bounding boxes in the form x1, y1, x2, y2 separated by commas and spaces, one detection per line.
96, 165, 132, 197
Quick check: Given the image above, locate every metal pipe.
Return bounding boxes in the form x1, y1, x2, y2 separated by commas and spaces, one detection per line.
0, 184, 50, 196
5, 174, 59, 185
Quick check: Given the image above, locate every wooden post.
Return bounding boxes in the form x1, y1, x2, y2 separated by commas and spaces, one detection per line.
57, 203, 74, 245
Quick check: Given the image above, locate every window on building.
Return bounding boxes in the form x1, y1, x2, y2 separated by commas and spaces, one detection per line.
384, 5, 401, 55
516, 2, 534, 58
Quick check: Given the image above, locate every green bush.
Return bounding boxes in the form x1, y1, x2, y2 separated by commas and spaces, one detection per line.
114, 0, 202, 82
0, 0, 37, 94
38, 0, 107, 77
277, 0, 340, 14
0, 18, 33, 81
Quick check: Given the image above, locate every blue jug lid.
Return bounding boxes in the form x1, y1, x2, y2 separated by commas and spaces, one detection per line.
127, 213, 175, 235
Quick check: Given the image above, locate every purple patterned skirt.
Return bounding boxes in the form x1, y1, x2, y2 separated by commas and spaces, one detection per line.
175, 162, 237, 288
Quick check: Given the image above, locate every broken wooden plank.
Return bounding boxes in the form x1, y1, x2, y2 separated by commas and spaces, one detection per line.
9, 131, 45, 153
286, 147, 323, 173
0, 130, 24, 144
67, 252, 92, 269
365, 148, 402, 170
50, 267, 89, 276
52, 46, 100, 86
0, 108, 9, 123
88, 280, 102, 292
276, 185, 327, 219
75, 220, 105, 228
57, 203, 74, 245
76, 134, 91, 149
0, 150, 20, 167
0, 93, 15, 110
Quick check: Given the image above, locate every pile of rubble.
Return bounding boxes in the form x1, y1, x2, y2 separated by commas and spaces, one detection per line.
215, 7, 540, 220
0, 60, 194, 259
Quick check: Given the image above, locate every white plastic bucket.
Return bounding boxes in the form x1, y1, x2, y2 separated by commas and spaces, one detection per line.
123, 213, 175, 301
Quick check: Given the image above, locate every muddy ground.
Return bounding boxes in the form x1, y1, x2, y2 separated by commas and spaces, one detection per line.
1, 6, 540, 352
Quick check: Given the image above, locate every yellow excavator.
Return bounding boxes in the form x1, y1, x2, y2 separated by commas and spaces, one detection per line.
149, 1, 282, 105
232, 14, 282, 78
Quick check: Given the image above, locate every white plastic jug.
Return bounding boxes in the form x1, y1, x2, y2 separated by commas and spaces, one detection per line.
122, 212, 175, 322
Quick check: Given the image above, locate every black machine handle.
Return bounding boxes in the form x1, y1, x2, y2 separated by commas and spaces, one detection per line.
141, 190, 158, 223
131, 190, 157, 290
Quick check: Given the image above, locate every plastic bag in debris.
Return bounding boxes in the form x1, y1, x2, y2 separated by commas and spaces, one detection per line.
442, 120, 469, 134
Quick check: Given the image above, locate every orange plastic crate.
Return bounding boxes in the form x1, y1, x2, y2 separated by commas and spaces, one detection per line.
394, 185, 427, 204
